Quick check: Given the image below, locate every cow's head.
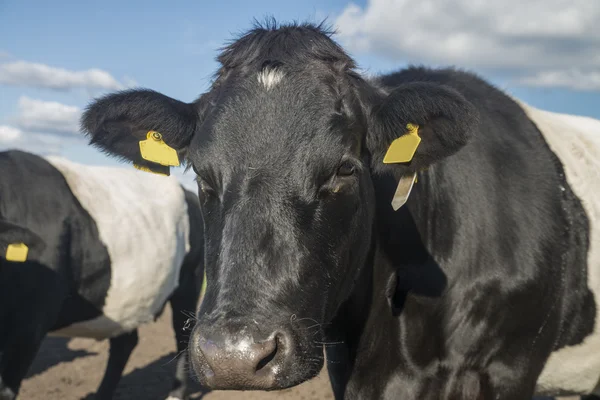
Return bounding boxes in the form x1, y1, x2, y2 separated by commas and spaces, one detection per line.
81, 21, 476, 391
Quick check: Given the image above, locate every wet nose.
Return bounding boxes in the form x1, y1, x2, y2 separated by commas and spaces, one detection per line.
191, 329, 287, 390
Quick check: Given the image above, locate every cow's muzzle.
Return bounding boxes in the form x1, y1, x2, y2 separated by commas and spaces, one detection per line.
189, 323, 292, 390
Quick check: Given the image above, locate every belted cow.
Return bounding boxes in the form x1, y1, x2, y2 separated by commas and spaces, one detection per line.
0, 150, 204, 400
79, 21, 600, 400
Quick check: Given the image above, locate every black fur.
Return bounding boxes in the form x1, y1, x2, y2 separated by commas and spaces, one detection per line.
80, 20, 595, 399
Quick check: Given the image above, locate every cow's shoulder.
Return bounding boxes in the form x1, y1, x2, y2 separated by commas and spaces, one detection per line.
377, 66, 512, 106
0, 150, 97, 256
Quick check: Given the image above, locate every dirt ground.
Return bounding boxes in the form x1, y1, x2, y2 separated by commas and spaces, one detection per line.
20, 304, 334, 400
20, 305, 579, 400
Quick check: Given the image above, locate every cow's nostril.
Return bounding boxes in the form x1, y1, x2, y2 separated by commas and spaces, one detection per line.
255, 337, 278, 372
192, 329, 291, 390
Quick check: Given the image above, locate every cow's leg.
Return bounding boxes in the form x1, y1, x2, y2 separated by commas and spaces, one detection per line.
94, 329, 139, 400
479, 364, 542, 400
0, 325, 47, 400
0, 376, 16, 400
166, 273, 201, 400
0, 294, 60, 400
325, 342, 352, 400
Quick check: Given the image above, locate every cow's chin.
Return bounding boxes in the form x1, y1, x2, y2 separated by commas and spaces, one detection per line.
270, 343, 325, 390
264, 323, 327, 389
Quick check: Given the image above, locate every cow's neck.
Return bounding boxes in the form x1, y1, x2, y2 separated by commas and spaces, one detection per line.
324, 231, 401, 398
324, 169, 459, 398
374, 166, 464, 281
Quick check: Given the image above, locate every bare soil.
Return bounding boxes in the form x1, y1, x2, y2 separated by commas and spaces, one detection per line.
19, 305, 579, 400
20, 305, 334, 400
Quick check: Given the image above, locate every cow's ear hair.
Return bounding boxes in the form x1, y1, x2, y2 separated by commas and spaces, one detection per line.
80, 89, 200, 166
366, 82, 478, 175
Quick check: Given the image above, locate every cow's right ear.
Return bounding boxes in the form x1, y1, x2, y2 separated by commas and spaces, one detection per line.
80, 89, 200, 167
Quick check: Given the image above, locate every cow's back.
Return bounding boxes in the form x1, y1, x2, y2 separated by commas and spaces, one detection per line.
44, 156, 191, 339
516, 103, 600, 395
0, 151, 78, 257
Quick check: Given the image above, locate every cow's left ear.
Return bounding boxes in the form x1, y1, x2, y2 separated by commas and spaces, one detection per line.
80, 89, 200, 168
366, 82, 478, 175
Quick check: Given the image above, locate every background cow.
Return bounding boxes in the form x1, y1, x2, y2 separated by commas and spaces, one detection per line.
0, 150, 204, 400
78, 21, 600, 400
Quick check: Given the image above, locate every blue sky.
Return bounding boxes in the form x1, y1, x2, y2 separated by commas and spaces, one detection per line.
1, 0, 599, 189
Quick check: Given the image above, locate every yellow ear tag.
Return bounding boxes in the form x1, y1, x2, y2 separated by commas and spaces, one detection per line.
133, 163, 171, 177
391, 172, 417, 211
6, 243, 28, 262
383, 123, 421, 164
139, 131, 180, 167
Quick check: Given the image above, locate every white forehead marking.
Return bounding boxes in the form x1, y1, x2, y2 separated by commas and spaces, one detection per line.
257, 68, 284, 90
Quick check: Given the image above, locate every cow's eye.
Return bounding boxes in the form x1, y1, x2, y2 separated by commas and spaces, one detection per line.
320, 160, 358, 196
191, 164, 218, 202
337, 161, 356, 177
198, 179, 215, 195
196, 177, 217, 203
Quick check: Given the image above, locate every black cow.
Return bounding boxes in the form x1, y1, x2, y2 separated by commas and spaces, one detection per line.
79, 20, 600, 400
0, 150, 204, 400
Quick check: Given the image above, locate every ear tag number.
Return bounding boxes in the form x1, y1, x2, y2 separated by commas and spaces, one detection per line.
6, 243, 28, 262
139, 131, 180, 166
383, 123, 421, 164
391, 173, 417, 211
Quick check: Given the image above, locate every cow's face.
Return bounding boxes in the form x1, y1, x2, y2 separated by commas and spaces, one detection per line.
184, 70, 379, 388
81, 23, 476, 391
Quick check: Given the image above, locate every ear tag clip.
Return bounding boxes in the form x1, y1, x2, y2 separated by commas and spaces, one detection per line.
6, 243, 28, 262
391, 173, 417, 211
139, 131, 180, 167
383, 123, 421, 164
133, 163, 171, 177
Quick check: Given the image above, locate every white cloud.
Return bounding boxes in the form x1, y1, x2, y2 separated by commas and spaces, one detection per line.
0, 125, 66, 155
14, 96, 81, 135
0, 60, 123, 91
334, 0, 600, 91
517, 69, 600, 92
0, 125, 22, 143
1, 96, 84, 156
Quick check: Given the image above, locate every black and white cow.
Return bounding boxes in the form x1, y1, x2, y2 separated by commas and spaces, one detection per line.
0, 150, 204, 400
78, 21, 600, 400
